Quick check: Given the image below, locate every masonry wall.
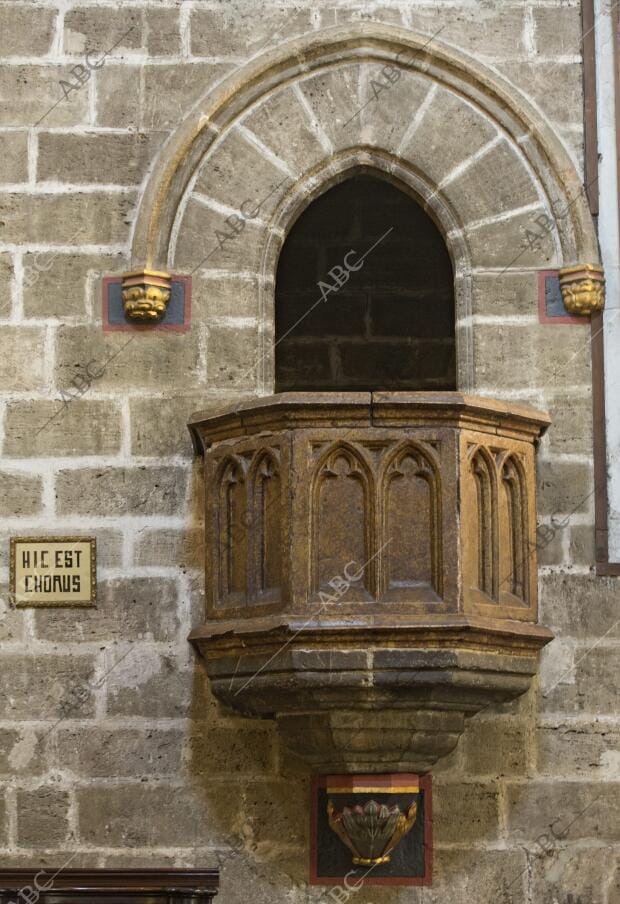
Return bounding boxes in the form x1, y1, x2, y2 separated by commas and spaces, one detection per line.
0, 2, 618, 903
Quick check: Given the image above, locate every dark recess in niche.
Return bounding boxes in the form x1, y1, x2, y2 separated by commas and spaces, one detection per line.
275, 173, 456, 392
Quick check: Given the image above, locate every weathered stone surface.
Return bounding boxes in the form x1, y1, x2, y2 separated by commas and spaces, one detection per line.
194, 127, 290, 222
538, 459, 593, 518
400, 84, 498, 187
0, 581, 27, 643
77, 782, 240, 846
54, 727, 184, 778
0, 654, 96, 720
134, 527, 203, 569
536, 722, 620, 777
0, 727, 46, 778
473, 323, 590, 391
467, 207, 560, 269
0, 326, 46, 391
142, 64, 231, 131
0, 6, 56, 56
532, 7, 582, 58
22, 251, 126, 319
0, 470, 42, 516
540, 574, 620, 639
17, 787, 70, 847
506, 780, 620, 842
64, 8, 142, 54
0, 252, 13, 307
444, 139, 539, 226
472, 272, 539, 317
0, 131, 28, 183
542, 647, 620, 717
144, 9, 182, 56
192, 274, 261, 321
205, 324, 261, 390
530, 845, 613, 904
55, 326, 204, 391
188, 726, 277, 777
105, 651, 192, 718
33, 577, 180, 642
173, 195, 266, 273
38, 132, 163, 185
297, 64, 365, 152
409, 6, 527, 57
433, 781, 500, 843
426, 849, 528, 904
130, 395, 246, 458
497, 62, 583, 127
190, 7, 314, 57
568, 524, 595, 565
55, 465, 188, 516
460, 717, 528, 776
543, 392, 593, 457
242, 779, 308, 848
0, 192, 136, 244
0, 67, 89, 127
4, 399, 122, 457
242, 86, 327, 177
357, 64, 430, 152
95, 65, 141, 129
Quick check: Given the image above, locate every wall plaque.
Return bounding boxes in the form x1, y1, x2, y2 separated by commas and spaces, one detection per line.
10, 537, 96, 608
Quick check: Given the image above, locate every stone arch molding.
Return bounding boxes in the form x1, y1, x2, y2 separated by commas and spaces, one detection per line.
125, 23, 602, 385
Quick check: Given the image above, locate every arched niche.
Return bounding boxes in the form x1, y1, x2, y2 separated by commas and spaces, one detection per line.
127, 23, 600, 391
274, 172, 455, 393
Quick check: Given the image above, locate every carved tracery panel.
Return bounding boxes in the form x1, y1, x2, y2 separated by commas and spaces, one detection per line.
470, 447, 498, 601
499, 452, 529, 606
381, 443, 442, 600
311, 444, 374, 600
217, 455, 248, 603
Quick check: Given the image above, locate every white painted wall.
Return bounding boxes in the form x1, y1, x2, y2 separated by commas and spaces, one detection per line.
595, 0, 620, 558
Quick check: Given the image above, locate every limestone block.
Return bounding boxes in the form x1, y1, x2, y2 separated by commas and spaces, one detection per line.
0, 6, 56, 56
4, 399, 123, 457
0, 132, 28, 183
400, 84, 498, 187
190, 7, 314, 57
0, 471, 42, 516
0, 654, 96, 719
0, 192, 136, 244
22, 251, 126, 319
37, 132, 163, 185
54, 726, 184, 778
55, 325, 204, 391
17, 788, 70, 848
55, 465, 189, 516
0, 326, 46, 391
0, 66, 88, 128
33, 577, 180, 643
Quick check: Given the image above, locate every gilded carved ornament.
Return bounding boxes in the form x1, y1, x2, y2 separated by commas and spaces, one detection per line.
122, 269, 172, 322
558, 264, 605, 316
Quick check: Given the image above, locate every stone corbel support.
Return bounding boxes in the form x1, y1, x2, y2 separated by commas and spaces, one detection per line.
559, 264, 605, 315
122, 269, 172, 323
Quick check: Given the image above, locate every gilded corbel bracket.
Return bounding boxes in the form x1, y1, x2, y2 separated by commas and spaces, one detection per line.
122, 269, 172, 323
559, 264, 605, 315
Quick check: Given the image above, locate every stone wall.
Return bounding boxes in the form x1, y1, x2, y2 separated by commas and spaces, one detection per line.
0, 2, 618, 903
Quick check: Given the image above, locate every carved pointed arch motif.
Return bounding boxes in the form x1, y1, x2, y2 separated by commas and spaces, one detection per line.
498, 451, 530, 606
468, 445, 499, 600
215, 454, 248, 603
126, 23, 599, 393
379, 441, 443, 600
310, 442, 375, 600
129, 22, 598, 275
248, 448, 282, 601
